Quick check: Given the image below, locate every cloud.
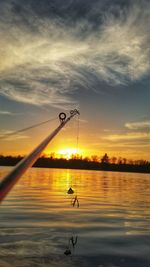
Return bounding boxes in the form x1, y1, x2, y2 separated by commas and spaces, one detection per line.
91, 141, 150, 149
103, 132, 150, 141
0, 130, 29, 141
0, 0, 149, 107
125, 120, 150, 130
0, 110, 14, 115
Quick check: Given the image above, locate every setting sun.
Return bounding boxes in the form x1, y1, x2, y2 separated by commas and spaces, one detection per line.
58, 148, 81, 159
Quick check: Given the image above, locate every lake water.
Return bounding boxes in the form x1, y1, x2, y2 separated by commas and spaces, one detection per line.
0, 167, 150, 267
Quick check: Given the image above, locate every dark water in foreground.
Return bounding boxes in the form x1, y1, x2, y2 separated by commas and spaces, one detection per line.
0, 167, 150, 267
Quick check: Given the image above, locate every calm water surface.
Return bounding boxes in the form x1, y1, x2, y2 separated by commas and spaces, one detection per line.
0, 167, 150, 267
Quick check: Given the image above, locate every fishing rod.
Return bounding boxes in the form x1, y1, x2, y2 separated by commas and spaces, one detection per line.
0, 109, 80, 203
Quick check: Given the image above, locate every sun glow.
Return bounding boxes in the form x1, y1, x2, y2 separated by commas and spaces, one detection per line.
58, 148, 81, 159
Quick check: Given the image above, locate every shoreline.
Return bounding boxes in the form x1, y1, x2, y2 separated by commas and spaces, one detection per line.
0, 163, 150, 174
0, 155, 150, 174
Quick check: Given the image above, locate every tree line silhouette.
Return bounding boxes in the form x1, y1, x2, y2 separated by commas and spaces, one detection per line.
0, 153, 150, 173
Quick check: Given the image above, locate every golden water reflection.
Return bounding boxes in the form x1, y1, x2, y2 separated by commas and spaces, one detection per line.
0, 167, 150, 259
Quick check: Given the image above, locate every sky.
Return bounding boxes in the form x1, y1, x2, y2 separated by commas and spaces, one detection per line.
0, 0, 150, 160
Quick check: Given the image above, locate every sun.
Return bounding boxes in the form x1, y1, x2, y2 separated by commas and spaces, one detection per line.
58, 148, 80, 159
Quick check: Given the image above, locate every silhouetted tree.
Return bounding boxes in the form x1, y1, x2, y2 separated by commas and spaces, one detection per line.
91, 155, 99, 162
118, 157, 122, 165
49, 152, 55, 159
111, 157, 117, 164
101, 153, 109, 164
83, 156, 90, 162
122, 158, 127, 164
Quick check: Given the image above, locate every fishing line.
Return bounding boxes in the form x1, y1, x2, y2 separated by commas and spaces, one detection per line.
76, 113, 80, 155
0, 117, 58, 140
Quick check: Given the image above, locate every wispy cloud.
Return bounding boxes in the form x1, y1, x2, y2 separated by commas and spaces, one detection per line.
0, 110, 14, 115
91, 141, 150, 149
0, 0, 149, 107
125, 120, 150, 130
0, 130, 29, 141
103, 132, 150, 141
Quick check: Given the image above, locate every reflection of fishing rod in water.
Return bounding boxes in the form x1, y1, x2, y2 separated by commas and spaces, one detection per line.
64, 184, 79, 255
67, 187, 79, 208
72, 195, 79, 208
64, 235, 78, 255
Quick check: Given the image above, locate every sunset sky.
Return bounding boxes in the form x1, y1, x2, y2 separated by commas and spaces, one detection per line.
0, 0, 150, 160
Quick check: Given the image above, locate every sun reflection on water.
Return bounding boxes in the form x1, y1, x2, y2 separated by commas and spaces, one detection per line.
0, 167, 150, 263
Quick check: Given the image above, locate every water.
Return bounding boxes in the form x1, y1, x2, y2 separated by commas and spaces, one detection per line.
0, 167, 150, 267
